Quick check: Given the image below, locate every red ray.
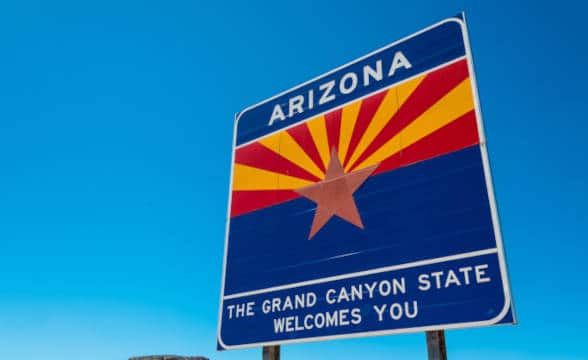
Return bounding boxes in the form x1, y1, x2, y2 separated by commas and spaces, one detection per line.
287, 123, 326, 173
342, 90, 387, 167
235, 142, 321, 182
230, 111, 478, 218
373, 110, 479, 176
324, 108, 341, 153
348, 59, 469, 172
231, 190, 299, 218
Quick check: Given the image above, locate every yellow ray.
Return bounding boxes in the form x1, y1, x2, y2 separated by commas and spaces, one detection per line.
354, 77, 474, 171
258, 130, 325, 180
306, 115, 330, 171
232, 163, 313, 191
338, 100, 361, 164
345, 74, 425, 171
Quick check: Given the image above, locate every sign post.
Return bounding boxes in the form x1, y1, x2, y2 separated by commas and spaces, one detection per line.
426, 330, 447, 360
218, 13, 516, 354
262, 346, 280, 360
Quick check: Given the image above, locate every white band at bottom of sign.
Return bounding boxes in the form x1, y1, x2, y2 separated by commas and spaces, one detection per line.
224, 248, 499, 300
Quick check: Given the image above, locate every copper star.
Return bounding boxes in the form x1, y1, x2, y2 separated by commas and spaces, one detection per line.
295, 148, 379, 240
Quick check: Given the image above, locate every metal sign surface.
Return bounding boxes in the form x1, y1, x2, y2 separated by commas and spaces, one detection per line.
218, 14, 515, 350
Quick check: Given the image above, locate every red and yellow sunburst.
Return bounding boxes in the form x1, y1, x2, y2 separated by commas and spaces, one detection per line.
231, 59, 480, 217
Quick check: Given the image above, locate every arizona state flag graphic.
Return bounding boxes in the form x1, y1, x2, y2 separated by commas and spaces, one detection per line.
218, 15, 515, 350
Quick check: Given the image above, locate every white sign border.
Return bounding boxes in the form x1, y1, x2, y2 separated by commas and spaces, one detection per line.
217, 14, 515, 350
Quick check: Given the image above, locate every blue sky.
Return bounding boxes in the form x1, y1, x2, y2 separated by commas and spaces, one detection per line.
1, 1, 586, 359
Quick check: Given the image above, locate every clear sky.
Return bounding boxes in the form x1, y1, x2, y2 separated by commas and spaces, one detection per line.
1, 1, 586, 359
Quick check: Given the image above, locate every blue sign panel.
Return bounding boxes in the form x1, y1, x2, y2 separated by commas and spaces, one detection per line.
218, 14, 515, 350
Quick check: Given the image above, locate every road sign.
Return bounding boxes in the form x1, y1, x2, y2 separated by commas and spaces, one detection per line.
218, 13, 515, 350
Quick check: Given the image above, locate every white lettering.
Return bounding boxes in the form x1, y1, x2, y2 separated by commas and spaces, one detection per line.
246, 301, 255, 316
262, 300, 270, 314
350, 285, 363, 301
272, 297, 280, 312
418, 274, 430, 291
308, 89, 314, 110
389, 303, 403, 320
339, 72, 358, 94
475, 264, 491, 283
373, 304, 387, 322
444, 270, 462, 288
351, 308, 362, 324
405, 300, 418, 319
326, 289, 336, 304
227, 304, 235, 319
273, 317, 286, 333
319, 80, 336, 105
268, 104, 286, 126
459, 266, 473, 285
283, 296, 293, 311
235, 303, 246, 318
379, 280, 391, 297
304, 314, 314, 330
392, 277, 406, 294
363, 60, 383, 86
267, 52, 413, 125
430, 271, 444, 289
337, 287, 350, 303
388, 51, 412, 77
272, 308, 363, 334
326, 311, 338, 327
288, 95, 304, 118
307, 292, 317, 307
364, 281, 377, 298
